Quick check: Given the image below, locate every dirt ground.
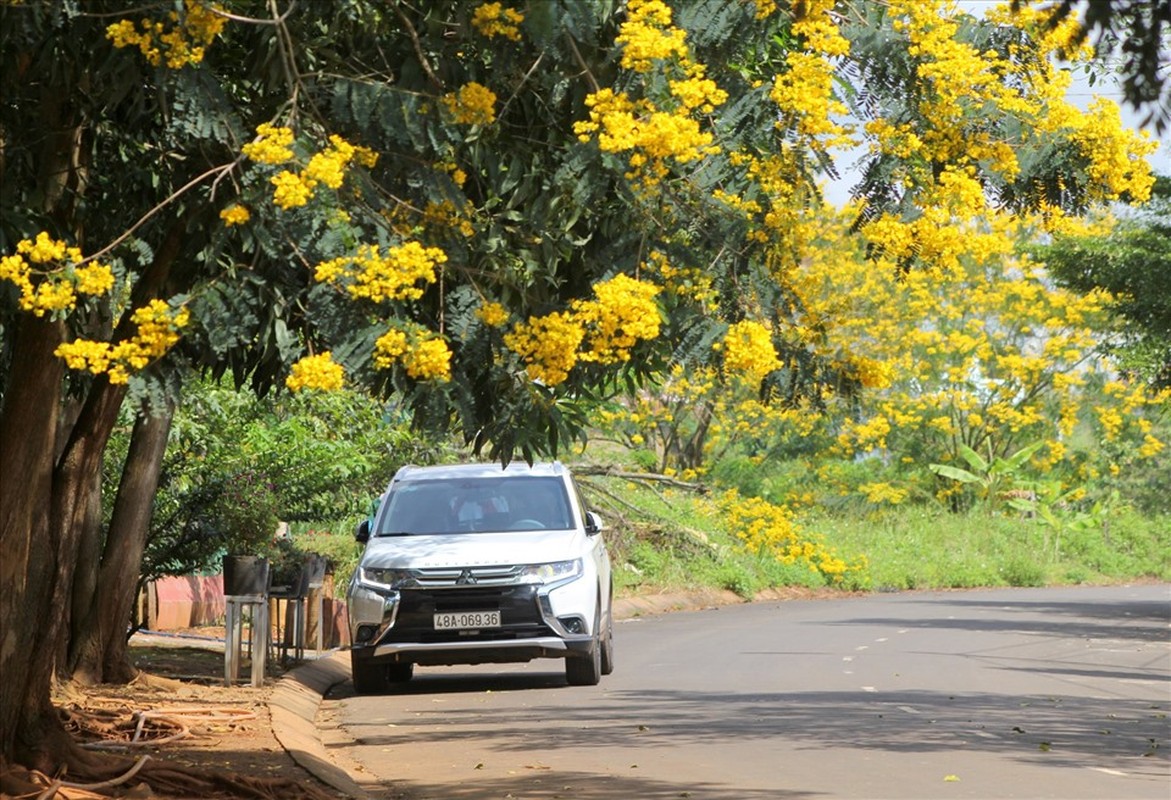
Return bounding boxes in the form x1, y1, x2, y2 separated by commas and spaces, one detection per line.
35, 629, 349, 799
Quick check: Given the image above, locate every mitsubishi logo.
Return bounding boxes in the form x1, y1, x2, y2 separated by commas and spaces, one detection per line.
457, 568, 477, 585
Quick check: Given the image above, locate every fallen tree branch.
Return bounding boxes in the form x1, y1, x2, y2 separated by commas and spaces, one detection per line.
573, 465, 708, 493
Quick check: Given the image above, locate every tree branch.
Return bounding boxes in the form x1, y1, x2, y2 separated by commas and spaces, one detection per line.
393, 1, 443, 91
573, 465, 708, 493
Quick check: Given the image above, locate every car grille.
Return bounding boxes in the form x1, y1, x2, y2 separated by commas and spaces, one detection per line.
409, 564, 525, 588
380, 584, 556, 644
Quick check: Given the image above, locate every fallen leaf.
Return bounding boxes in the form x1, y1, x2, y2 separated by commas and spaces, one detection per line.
943, 775, 960, 782
475, 763, 484, 769
1039, 742, 1051, 752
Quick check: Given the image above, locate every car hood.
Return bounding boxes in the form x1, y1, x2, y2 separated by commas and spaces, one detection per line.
359, 529, 588, 569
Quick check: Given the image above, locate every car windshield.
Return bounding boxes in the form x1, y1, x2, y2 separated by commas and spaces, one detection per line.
375, 476, 574, 535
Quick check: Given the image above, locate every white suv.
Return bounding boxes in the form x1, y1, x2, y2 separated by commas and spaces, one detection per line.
346, 461, 613, 693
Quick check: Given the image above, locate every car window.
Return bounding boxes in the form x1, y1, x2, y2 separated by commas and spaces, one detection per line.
376, 476, 574, 534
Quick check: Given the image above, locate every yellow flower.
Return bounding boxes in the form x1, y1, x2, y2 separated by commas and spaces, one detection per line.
53, 299, 189, 382
55, 340, 114, 374
373, 328, 451, 382
719, 320, 780, 384
18, 231, 69, 264
219, 205, 251, 226
286, 352, 345, 392
471, 2, 524, 40
270, 170, 315, 209
105, 2, 226, 68
442, 82, 497, 126
373, 329, 409, 369
315, 241, 446, 303
403, 336, 452, 382
242, 123, 295, 165
504, 311, 585, 386
476, 301, 510, 327
73, 264, 116, 296
573, 274, 662, 364
303, 135, 365, 191
615, 0, 689, 72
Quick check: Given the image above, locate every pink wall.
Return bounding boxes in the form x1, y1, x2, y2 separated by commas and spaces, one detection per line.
145, 575, 350, 647
151, 575, 225, 629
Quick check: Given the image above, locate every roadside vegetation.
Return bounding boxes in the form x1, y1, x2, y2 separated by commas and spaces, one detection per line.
153, 376, 1167, 607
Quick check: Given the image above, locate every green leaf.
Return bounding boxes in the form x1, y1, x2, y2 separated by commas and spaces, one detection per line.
956, 443, 988, 474
929, 463, 980, 484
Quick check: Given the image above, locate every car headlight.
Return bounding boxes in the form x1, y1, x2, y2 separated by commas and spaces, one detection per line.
519, 558, 582, 585
358, 566, 413, 590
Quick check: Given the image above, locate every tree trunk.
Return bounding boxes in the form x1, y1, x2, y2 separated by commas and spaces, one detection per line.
679, 400, 714, 471
0, 215, 181, 767
0, 314, 66, 766
65, 466, 104, 675
69, 398, 176, 684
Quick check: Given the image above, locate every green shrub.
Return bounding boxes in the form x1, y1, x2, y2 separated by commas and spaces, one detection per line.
290, 520, 364, 593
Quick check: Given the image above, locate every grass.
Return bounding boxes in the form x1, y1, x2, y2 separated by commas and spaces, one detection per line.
582, 473, 1171, 597
808, 505, 1171, 590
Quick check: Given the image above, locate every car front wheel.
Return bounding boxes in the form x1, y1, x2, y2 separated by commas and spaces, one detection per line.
600, 606, 614, 676
351, 651, 389, 694
566, 609, 603, 686
387, 662, 414, 682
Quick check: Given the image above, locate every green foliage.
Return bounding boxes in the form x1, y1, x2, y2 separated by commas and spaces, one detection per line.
566, 445, 1169, 600
289, 521, 365, 595
929, 440, 1046, 512
1040, 190, 1171, 389
138, 379, 447, 581
709, 455, 767, 497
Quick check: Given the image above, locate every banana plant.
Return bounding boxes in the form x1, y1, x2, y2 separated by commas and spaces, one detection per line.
929, 440, 1046, 511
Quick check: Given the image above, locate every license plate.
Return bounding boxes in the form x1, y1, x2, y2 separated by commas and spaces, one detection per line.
434, 610, 501, 630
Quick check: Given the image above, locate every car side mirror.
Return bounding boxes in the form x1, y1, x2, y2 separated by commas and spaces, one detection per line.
355, 518, 371, 544
585, 511, 605, 535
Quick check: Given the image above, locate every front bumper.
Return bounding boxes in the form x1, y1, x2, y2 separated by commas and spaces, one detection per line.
347, 577, 596, 666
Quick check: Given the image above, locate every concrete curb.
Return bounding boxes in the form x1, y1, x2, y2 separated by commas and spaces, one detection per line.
269, 591, 748, 798
270, 652, 375, 799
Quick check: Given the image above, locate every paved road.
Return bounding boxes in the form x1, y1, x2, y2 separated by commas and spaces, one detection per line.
333, 585, 1171, 799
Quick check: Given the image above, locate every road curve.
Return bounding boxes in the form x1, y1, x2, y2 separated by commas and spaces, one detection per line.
332, 584, 1171, 799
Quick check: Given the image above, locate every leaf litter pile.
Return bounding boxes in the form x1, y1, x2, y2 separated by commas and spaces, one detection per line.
6, 643, 342, 799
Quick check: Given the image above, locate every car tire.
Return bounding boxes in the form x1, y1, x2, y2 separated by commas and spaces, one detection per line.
387, 662, 414, 683
566, 608, 603, 686
351, 652, 389, 694
600, 605, 614, 676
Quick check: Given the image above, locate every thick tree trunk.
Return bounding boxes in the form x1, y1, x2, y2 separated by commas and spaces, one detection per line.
69, 398, 176, 684
65, 466, 103, 674
0, 219, 182, 767
0, 314, 66, 766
